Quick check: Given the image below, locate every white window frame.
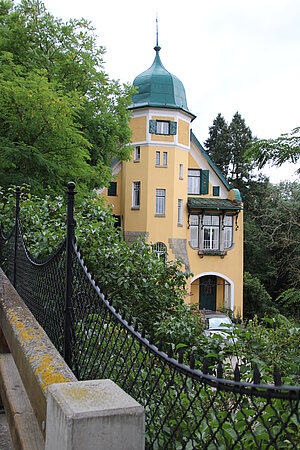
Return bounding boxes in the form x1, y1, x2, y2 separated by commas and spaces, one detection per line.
163, 152, 168, 167
156, 151, 160, 166
203, 215, 220, 250
155, 189, 166, 215
223, 215, 233, 249
190, 215, 199, 248
156, 121, 170, 135
188, 169, 201, 194
190, 214, 234, 251
179, 164, 183, 179
132, 181, 140, 208
177, 199, 183, 225
134, 146, 140, 161
152, 242, 167, 264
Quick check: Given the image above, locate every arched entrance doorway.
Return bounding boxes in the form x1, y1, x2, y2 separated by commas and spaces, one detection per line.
199, 275, 216, 310
190, 272, 234, 312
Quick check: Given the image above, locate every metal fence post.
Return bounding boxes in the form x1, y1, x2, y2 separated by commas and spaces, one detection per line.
64, 181, 76, 367
13, 186, 20, 287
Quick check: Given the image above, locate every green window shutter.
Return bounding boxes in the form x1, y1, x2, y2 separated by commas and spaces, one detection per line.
149, 120, 157, 134
200, 170, 209, 194
169, 121, 177, 135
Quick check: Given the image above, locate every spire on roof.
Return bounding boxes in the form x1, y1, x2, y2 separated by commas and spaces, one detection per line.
154, 14, 161, 53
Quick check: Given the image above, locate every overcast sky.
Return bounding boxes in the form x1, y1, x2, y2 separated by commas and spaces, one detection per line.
42, 0, 300, 183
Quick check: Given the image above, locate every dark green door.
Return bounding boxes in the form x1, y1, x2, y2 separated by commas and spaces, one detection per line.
199, 276, 217, 310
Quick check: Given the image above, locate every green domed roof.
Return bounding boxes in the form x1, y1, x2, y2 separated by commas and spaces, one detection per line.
131, 46, 193, 116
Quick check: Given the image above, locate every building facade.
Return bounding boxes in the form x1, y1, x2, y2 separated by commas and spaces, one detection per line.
102, 44, 243, 317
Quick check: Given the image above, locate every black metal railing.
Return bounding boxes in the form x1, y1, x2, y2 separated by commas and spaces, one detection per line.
0, 184, 299, 449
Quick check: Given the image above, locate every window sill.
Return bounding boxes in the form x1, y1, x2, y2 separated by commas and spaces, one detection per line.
155, 214, 165, 218
177, 223, 183, 227
155, 165, 168, 168
131, 206, 140, 210
179, 177, 183, 180
133, 160, 140, 163
198, 250, 227, 259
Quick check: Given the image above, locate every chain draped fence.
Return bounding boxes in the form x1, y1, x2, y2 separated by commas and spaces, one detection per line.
0, 184, 299, 449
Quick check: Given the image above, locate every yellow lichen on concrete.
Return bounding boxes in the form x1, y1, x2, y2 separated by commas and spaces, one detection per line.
34, 355, 70, 393
6, 308, 73, 393
8, 312, 37, 344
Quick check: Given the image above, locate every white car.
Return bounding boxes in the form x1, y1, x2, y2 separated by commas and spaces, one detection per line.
203, 312, 236, 343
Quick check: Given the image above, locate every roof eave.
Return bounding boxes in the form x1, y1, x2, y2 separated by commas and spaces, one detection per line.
190, 131, 231, 189
129, 103, 196, 121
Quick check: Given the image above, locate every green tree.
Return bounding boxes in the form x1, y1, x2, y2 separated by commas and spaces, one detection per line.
204, 113, 231, 176
243, 271, 277, 319
250, 181, 300, 296
275, 289, 300, 320
249, 127, 300, 173
0, 0, 134, 194
205, 112, 254, 197
228, 112, 253, 192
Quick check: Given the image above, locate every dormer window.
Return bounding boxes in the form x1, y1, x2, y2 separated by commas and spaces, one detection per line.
188, 169, 209, 195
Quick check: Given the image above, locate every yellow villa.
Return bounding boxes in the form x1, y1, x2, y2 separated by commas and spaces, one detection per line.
102, 42, 243, 317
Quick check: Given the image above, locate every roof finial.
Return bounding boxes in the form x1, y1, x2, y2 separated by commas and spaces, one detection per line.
154, 14, 161, 52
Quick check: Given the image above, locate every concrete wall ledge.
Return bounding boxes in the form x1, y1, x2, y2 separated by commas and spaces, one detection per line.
46, 380, 145, 450
0, 268, 145, 449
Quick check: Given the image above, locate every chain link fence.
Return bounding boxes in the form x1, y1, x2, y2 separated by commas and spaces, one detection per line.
0, 185, 299, 449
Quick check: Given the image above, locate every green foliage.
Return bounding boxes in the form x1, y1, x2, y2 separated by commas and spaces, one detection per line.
248, 181, 300, 297
204, 111, 253, 194
0, 0, 134, 195
204, 113, 231, 176
275, 289, 300, 320
244, 220, 277, 292
235, 315, 300, 384
243, 271, 277, 320
228, 112, 253, 191
248, 127, 300, 173
0, 186, 188, 331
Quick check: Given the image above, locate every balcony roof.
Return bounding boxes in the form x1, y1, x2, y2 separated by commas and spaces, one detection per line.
187, 197, 242, 212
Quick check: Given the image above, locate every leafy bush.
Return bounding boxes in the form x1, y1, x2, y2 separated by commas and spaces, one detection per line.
275, 288, 300, 320
0, 186, 188, 331
234, 315, 300, 384
243, 271, 278, 319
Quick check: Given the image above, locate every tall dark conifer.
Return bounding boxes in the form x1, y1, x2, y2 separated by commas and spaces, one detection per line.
228, 112, 253, 191
204, 113, 231, 176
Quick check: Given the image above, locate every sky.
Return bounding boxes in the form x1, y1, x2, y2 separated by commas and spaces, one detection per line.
42, 0, 300, 183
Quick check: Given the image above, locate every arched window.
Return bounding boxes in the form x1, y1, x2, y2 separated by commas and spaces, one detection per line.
152, 242, 167, 263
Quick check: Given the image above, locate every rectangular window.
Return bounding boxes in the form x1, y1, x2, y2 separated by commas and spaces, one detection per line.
188, 169, 209, 194
188, 169, 201, 194
134, 146, 140, 161
213, 186, 220, 196
155, 189, 166, 215
149, 120, 177, 135
163, 152, 168, 167
203, 215, 220, 250
223, 215, 233, 249
156, 151, 160, 166
179, 164, 183, 179
108, 181, 117, 196
156, 121, 170, 135
190, 215, 199, 248
177, 199, 183, 225
132, 182, 140, 208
